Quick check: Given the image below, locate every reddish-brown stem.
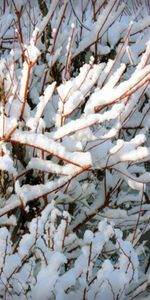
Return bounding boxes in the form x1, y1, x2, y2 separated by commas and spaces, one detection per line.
0, 165, 91, 217
61, 218, 68, 249
15, 6, 24, 63
73, 0, 118, 60
16, 7, 24, 45
64, 25, 75, 80
102, 22, 133, 87
0, 125, 18, 142
132, 187, 144, 244
20, 63, 31, 120
50, 3, 68, 56
70, 0, 90, 31
95, 75, 150, 113
95, 0, 107, 18
9, 138, 88, 169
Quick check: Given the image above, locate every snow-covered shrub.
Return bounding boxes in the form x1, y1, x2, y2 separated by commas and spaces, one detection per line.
0, 0, 150, 298
0, 203, 140, 299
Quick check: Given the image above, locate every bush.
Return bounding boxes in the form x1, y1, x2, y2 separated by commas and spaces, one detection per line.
0, 0, 150, 299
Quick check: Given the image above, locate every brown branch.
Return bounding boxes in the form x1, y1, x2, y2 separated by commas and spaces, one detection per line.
95, 74, 150, 113
20, 63, 31, 120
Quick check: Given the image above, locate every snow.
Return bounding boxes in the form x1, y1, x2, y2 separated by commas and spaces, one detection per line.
109, 139, 124, 154
18, 61, 30, 106
0, 9, 13, 39
84, 230, 93, 244
27, 157, 80, 175
85, 65, 150, 114
35, 0, 60, 38
98, 60, 113, 88
12, 130, 92, 167
15, 177, 67, 205
52, 103, 124, 140
0, 1, 150, 299
0, 195, 21, 218
74, 1, 125, 57
120, 146, 149, 162
3, 254, 21, 278
27, 82, 56, 131
137, 40, 150, 70
25, 44, 41, 64
0, 116, 17, 138
0, 215, 16, 226
0, 154, 16, 174
31, 252, 67, 300
103, 63, 126, 90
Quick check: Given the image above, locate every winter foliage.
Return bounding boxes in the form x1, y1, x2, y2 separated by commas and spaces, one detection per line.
0, 0, 150, 299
